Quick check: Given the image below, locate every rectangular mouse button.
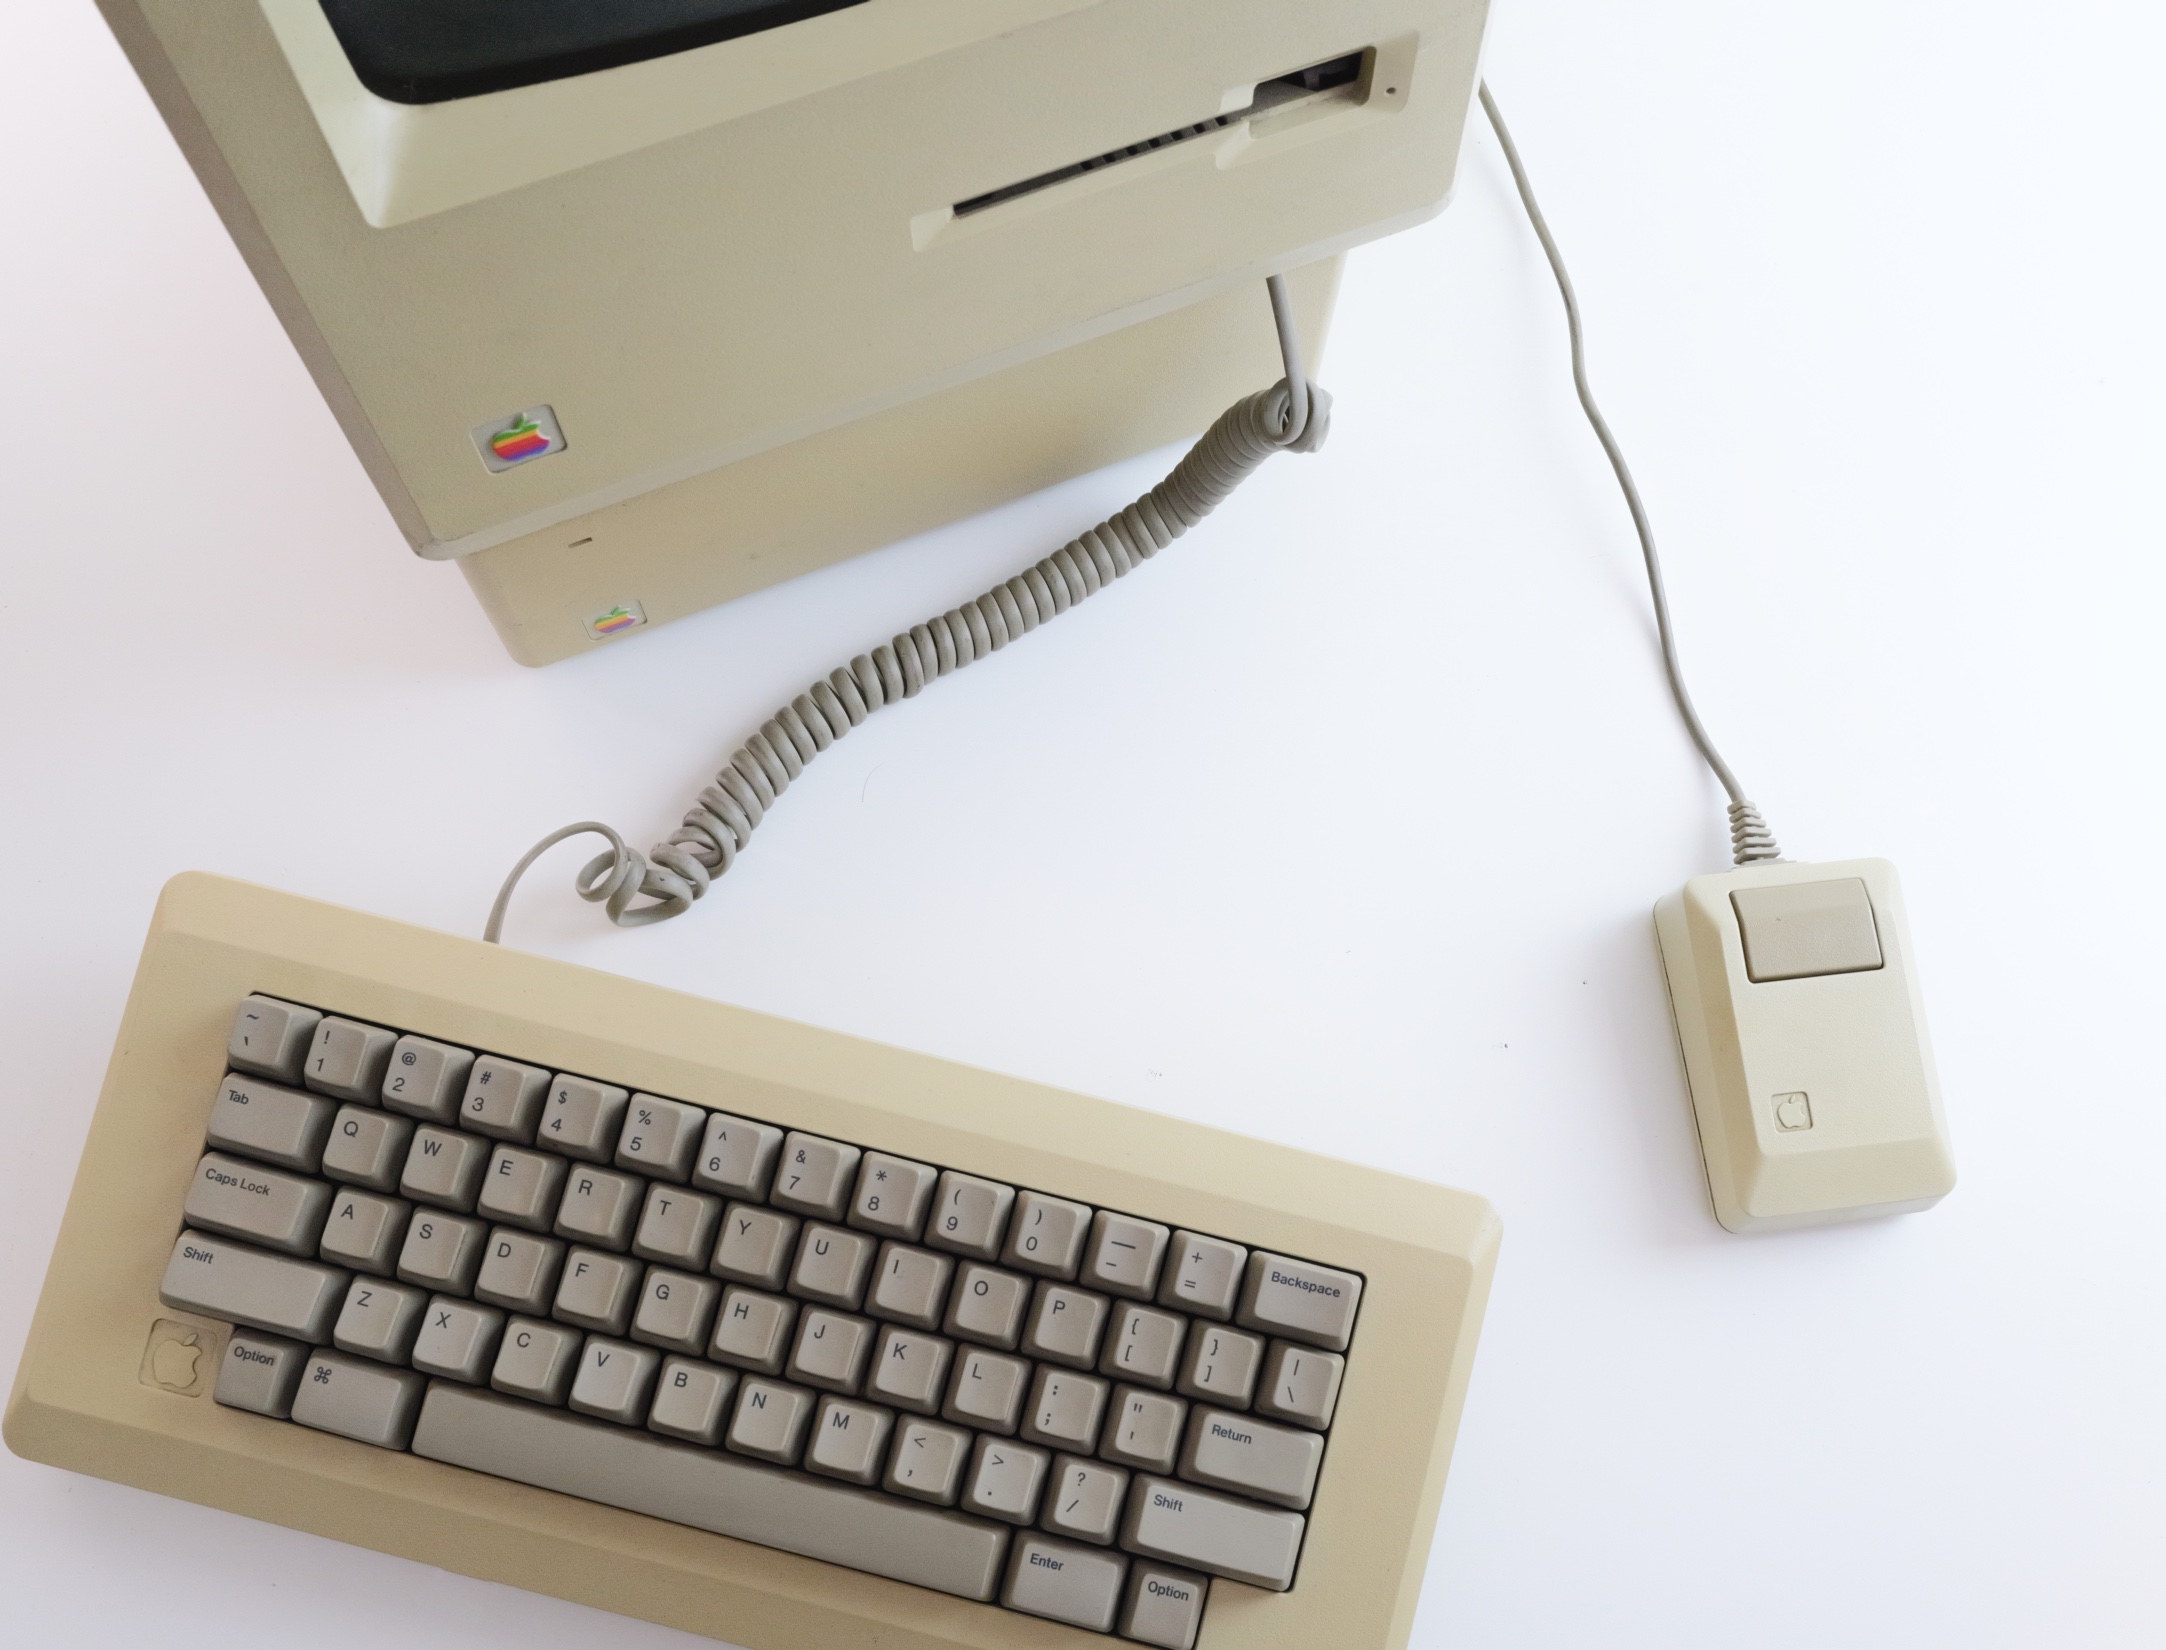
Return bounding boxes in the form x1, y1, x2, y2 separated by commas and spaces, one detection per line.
1731, 878, 1884, 982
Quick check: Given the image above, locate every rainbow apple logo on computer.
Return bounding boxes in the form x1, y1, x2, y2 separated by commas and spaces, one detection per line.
584, 600, 648, 641
489, 416, 552, 464
470, 404, 567, 472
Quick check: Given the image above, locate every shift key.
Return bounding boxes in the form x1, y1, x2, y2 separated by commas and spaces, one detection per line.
160, 1229, 348, 1343
1120, 1475, 1304, 1591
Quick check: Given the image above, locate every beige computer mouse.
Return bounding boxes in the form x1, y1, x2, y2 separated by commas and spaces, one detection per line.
1656, 858, 1956, 1233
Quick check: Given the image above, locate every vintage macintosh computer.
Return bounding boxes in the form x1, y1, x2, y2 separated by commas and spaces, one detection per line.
7, 4, 1958, 1649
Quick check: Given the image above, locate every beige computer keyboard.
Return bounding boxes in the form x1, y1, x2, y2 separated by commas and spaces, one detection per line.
6, 874, 1498, 1650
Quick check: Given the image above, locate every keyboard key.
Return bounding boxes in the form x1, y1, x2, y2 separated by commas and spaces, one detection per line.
319, 1189, 408, 1275
866, 1242, 952, 1330
398, 1210, 486, 1294
303, 1016, 395, 1102
474, 1228, 566, 1314
866, 1326, 953, 1415
1043, 1454, 1130, 1546
1235, 1251, 1362, 1353
290, 1350, 426, 1449
492, 1316, 583, 1404
925, 1170, 1014, 1261
412, 1296, 505, 1383
1101, 1386, 1187, 1475
400, 1126, 488, 1210
728, 1376, 817, 1464
554, 1165, 642, 1250
884, 1417, 972, 1505
1177, 1324, 1264, 1408
711, 1202, 799, 1290
1120, 1562, 1210, 1650
789, 1223, 876, 1309
1001, 1191, 1091, 1279
321, 1104, 415, 1193
412, 1385, 1010, 1601
476, 1144, 566, 1231
943, 1347, 1028, 1434
227, 995, 319, 1084
1158, 1232, 1245, 1321
1178, 1407, 1323, 1510
1002, 1532, 1126, 1631
691, 1112, 783, 1200
213, 1330, 310, 1419
332, 1276, 429, 1363
771, 1132, 860, 1220
647, 1357, 737, 1445
848, 1152, 937, 1240
632, 1183, 722, 1268
710, 1287, 797, 1374
183, 1151, 332, 1255
1021, 1281, 1110, 1368
1255, 1340, 1344, 1430
615, 1094, 705, 1182
630, 1266, 720, 1355
206, 1073, 337, 1174
159, 1230, 347, 1344
538, 1075, 628, 1161
568, 1337, 662, 1424
381, 1035, 473, 1124
1023, 1367, 1109, 1453
1119, 1476, 1304, 1591
787, 1309, 876, 1393
806, 1395, 894, 1484
964, 1435, 1050, 1524
944, 1262, 1030, 1349
1100, 1304, 1186, 1390
553, 1247, 642, 1333
1084, 1211, 1169, 1300
461, 1056, 550, 1142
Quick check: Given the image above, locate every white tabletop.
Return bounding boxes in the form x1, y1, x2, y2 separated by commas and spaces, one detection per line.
4, 2, 2161, 1645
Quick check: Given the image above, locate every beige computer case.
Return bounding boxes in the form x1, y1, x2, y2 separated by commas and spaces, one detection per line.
9, 874, 1501, 1650
95, 0, 1490, 662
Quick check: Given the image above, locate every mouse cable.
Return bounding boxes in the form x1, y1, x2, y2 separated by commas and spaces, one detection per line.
486, 93, 1778, 943
1478, 82, 1780, 866
485, 276, 1330, 943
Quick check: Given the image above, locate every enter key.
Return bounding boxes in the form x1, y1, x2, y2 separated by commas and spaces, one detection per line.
1178, 1406, 1323, 1510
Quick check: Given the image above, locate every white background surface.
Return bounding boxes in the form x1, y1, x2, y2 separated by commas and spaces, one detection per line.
3, 1, 2161, 1644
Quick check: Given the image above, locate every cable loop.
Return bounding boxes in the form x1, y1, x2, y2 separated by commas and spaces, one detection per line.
484, 278, 1327, 941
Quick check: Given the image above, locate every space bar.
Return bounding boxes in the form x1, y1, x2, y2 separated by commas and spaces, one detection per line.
411, 1384, 1009, 1601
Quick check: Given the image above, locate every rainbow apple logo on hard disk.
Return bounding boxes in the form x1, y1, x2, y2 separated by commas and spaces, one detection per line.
489, 415, 552, 464
472, 404, 566, 471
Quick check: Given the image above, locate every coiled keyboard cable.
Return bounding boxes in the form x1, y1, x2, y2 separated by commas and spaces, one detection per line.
486, 275, 1329, 942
